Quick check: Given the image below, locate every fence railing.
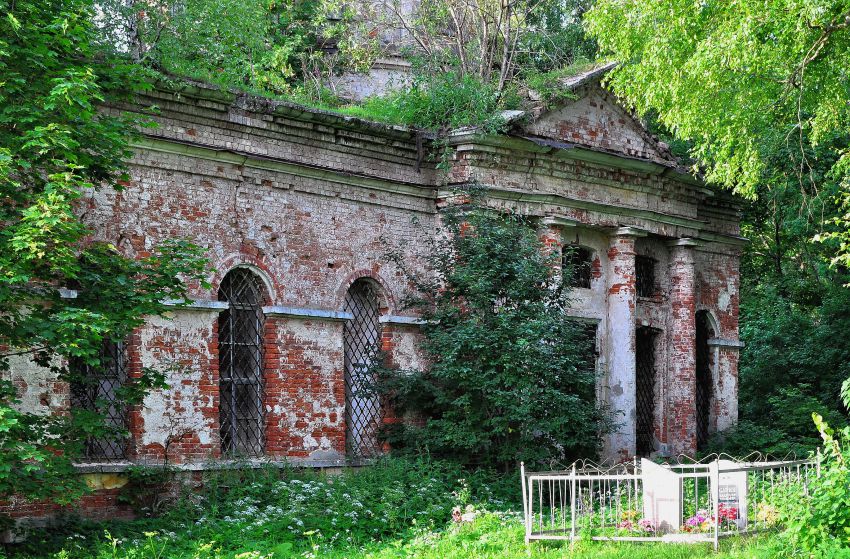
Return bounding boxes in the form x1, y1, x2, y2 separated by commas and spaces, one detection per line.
521, 454, 820, 549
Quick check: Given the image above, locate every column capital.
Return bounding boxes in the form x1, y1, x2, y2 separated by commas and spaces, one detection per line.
613, 226, 648, 238
666, 237, 703, 248
539, 215, 580, 229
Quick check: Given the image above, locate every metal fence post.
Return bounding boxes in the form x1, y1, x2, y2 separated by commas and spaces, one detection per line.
710, 458, 720, 552
816, 447, 822, 477
570, 463, 577, 544
521, 462, 530, 543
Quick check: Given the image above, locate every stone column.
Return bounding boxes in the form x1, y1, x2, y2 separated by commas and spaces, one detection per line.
666, 239, 700, 456
604, 227, 644, 460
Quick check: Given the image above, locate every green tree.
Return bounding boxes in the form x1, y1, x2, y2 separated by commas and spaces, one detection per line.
0, 0, 207, 503
585, 1, 850, 265
379, 192, 608, 469
95, 0, 377, 101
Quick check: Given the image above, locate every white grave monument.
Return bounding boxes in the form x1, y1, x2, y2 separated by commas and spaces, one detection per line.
641, 458, 682, 534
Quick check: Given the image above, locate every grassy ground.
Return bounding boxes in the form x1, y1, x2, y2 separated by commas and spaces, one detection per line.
7, 460, 783, 559
316, 514, 777, 559
12, 513, 780, 559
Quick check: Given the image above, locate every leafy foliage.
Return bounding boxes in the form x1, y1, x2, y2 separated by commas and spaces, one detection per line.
0, 0, 207, 503
585, 0, 850, 266
378, 191, 608, 469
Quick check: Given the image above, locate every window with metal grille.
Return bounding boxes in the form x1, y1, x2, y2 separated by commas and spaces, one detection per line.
635, 327, 658, 457
695, 311, 715, 451
70, 340, 129, 461
635, 255, 657, 297
578, 321, 598, 373
218, 268, 266, 458
343, 279, 384, 459
563, 245, 593, 289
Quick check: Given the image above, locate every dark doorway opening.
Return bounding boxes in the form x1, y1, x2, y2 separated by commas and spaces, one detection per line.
695, 311, 716, 451
635, 327, 658, 457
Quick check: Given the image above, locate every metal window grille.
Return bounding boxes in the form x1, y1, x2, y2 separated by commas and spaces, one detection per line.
218, 268, 266, 458
563, 245, 593, 289
695, 312, 714, 451
70, 341, 129, 461
635, 327, 658, 457
343, 279, 383, 459
635, 256, 657, 297
579, 322, 598, 373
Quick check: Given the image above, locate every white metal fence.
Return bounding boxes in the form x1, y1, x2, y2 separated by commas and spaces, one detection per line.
521, 454, 820, 549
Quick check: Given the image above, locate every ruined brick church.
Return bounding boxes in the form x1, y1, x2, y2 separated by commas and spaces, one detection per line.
7, 63, 744, 520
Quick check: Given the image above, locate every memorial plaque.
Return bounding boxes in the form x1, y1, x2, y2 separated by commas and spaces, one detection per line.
717, 460, 748, 531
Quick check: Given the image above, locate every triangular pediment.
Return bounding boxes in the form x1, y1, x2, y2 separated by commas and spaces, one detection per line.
517, 66, 678, 167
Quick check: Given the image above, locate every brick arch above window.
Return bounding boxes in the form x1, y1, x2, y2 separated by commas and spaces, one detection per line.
335, 269, 396, 315
213, 254, 278, 304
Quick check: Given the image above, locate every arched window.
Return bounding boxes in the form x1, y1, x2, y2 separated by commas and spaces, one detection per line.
70, 340, 129, 460
343, 279, 384, 458
563, 245, 594, 288
695, 310, 716, 451
218, 268, 266, 457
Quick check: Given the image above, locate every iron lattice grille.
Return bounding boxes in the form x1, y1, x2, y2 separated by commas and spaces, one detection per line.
218, 268, 266, 458
635, 327, 657, 457
695, 312, 714, 451
635, 255, 657, 298
563, 245, 593, 289
70, 341, 129, 461
343, 280, 383, 459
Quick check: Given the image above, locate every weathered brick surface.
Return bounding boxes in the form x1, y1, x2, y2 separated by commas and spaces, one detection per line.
6, 74, 743, 522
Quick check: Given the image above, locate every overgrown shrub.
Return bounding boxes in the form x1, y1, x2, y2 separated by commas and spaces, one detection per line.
778, 414, 850, 556
378, 190, 609, 469
345, 73, 519, 132
15, 458, 507, 558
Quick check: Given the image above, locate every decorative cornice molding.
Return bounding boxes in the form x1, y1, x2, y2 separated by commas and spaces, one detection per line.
131, 137, 436, 200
